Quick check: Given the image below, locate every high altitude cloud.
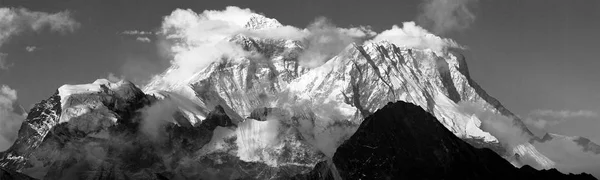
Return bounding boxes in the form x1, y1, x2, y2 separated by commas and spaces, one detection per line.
0, 7, 79, 69
298, 17, 375, 68
120, 30, 154, 43
371, 22, 462, 54
25, 46, 37, 52
533, 136, 600, 177
531, 109, 599, 119
0, 85, 26, 151
457, 102, 530, 150
459, 102, 600, 175
153, 7, 251, 86
524, 117, 558, 130
525, 109, 598, 130
136, 37, 151, 43
121, 30, 154, 35
417, 0, 478, 34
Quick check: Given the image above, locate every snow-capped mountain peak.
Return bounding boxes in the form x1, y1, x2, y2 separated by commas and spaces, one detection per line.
244, 14, 283, 29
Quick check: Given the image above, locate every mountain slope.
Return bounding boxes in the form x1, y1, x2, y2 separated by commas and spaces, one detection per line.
295, 101, 595, 180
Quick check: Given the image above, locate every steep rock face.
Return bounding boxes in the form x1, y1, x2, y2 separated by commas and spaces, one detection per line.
0, 93, 61, 170
295, 101, 596, 180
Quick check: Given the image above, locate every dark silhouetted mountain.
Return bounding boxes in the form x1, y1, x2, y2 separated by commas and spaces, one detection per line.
295, 101, 597, 180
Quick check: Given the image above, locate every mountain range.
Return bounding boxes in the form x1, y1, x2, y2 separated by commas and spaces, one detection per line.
0, 12, 597, 179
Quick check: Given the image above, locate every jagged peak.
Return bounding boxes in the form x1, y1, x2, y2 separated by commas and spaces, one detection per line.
244, 14, 283, 30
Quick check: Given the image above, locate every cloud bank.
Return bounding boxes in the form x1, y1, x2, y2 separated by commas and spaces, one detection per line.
458, 102, 600, 176
417, 0, 478, 34
0, 7, 79, 69
297, 17, 375, 68
457, 102, 530, 150
141, 6, 379, 89
370, 22, 462, 53
0, 85, 26, 151
533, 136, 600, 177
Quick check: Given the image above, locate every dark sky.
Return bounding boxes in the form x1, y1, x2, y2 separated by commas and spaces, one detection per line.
0, 0, 599, 142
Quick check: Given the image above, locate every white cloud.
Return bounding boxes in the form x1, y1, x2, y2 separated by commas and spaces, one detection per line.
533, 137, 600, 177
0, 7, 79, 70
524, 117, 554, 130
106, 73, 122, 82
458, 102, 530, 150
121, 30, 154, 35
370, 22, 462, 54
146, 6, 454, 91
148, 6, 381, 87
417, 0, 478, 34
120, 30, 154, 43
153, 7, 250, 86
25, 46, 37, 52
135, 37, 151, 43
531, 109, 599, 119
0, 85, 26, 151
297, 17, 374, 68
525, 109, 598, 130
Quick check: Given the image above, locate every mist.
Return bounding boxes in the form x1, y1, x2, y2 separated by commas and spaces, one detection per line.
458, 102, 600, 177
297, 17, 374, 68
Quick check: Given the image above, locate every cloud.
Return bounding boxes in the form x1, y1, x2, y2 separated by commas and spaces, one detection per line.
138, 91, 205, 141
120, 30, 154, 43
106, 73, 122, 83
297, 17, 375, 68
136, 37, 151, 43
458, 102, 530, 149
148, 7, 251, 87
457, 102, 562, 169
0, 85, 26, 151
524, 109, 598, 130
370, 22, 462, 53
144, 6, 382, 89
531, 109, 598, 119
417, 0, 478, 34
121, 30, 154, 35
524, 117, 557, 130
0, 7, 79, 69
533, 136, 600, 177
25, 46, 37, 52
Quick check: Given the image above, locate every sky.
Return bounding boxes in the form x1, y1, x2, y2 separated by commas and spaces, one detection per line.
0, 0, 598, 153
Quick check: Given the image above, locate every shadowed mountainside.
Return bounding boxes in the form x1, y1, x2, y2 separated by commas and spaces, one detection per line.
295, 101, 597, 180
